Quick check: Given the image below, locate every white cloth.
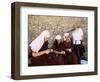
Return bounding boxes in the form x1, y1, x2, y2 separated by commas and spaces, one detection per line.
29, 30, 50, 52
63, 33, 69, 40
55, 35, 61, 40
64, 33, 69, 37
72, 28, 83, 44
81, 60, 88, 64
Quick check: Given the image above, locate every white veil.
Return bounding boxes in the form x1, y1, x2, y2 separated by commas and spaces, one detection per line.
63, 33, 69, 40
29, 30, 50, 52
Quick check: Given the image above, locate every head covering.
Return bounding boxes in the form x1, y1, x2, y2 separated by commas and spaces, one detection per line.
55, 35, 61, 40
64, 33, 69, 37
63, 33, 69, 40
29, 30, 50, 52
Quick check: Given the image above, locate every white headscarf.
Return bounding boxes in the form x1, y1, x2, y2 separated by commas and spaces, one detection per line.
63, 33, 69, 40
29, 30, 50, 52
55, 35, 61, 40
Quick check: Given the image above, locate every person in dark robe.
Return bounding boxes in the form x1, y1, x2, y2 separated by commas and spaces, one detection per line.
62, 33, 79, 64
28, 30, 51, 66
49, 35, 65, 65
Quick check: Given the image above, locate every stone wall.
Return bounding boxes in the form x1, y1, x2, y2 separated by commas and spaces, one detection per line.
28, 15, 88, 57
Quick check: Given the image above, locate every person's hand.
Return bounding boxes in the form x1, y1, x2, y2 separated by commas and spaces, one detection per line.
68, 49, 72, 52
50, 49, 53, 52
66, 49, 71, 52
44, 49, 50, 54
61, 51, 65, 54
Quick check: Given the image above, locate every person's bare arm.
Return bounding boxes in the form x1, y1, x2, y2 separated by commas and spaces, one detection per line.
32, 49, 50, 57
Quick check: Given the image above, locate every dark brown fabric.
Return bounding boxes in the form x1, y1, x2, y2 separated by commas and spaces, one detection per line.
62, 39, 79, 64
51, 40, 64, 65
52, 40, 62, 52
